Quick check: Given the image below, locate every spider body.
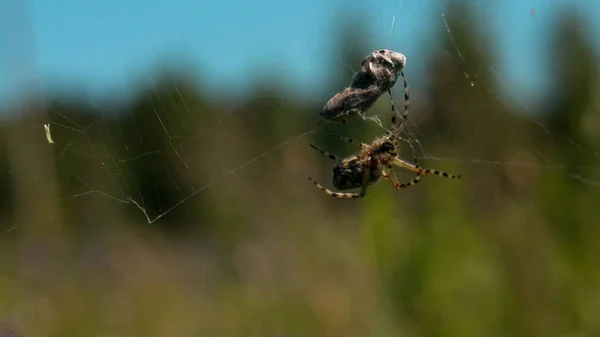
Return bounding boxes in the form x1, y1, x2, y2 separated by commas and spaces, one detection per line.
320, 49, 408, 125
332, 155, 382, 190
330, 136, 399, 190
309, 131, 461, 198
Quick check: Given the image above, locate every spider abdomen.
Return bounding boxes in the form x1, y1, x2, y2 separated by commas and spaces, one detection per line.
332, 158, 381, 190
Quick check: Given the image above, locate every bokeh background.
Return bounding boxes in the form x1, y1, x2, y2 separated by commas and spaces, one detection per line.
1, 0, 600, 336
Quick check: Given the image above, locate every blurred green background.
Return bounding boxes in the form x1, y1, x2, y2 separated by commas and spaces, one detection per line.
1, 1, 600, 336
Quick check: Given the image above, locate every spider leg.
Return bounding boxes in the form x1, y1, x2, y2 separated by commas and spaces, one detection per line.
307, 177, 367, 198
385, 169, 421, 190
309, 144, 339, 161
359, 113, 383, 128
393, 157, 461, 179
387, 90, 399, 122
321, 133, 368, 147
379, 161, 421, 190
390, 71, 410, 134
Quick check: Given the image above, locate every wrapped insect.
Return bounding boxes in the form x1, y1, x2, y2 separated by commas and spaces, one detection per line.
320, 49, 409, 127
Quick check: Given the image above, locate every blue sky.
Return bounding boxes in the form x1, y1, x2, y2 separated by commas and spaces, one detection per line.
1, 0, 599, 110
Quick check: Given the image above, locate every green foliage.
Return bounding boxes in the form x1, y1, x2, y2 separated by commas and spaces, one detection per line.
0, 2, 599, 336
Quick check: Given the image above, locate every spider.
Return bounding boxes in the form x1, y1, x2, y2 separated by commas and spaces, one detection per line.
320, 49, 409, 127
308, 76, 461, 198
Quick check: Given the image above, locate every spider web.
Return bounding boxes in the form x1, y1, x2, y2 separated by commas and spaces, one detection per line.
50, 89, 327, 224
2, 0, 599, 228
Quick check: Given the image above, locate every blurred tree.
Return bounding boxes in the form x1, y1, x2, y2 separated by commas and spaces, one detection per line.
121, 68, 221, 232
541, 8, 599, 251
545, 9, 599, 172
5, 100, 66, 302
0, 126, 14, 231
384, 1, 549, 336
3, 0, 67, 300
420, 0, 531, 213
26, 94, 127, 234
538, 8, 600, 333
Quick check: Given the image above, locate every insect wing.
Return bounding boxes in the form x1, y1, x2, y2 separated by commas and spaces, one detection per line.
321, 87, 381, 122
